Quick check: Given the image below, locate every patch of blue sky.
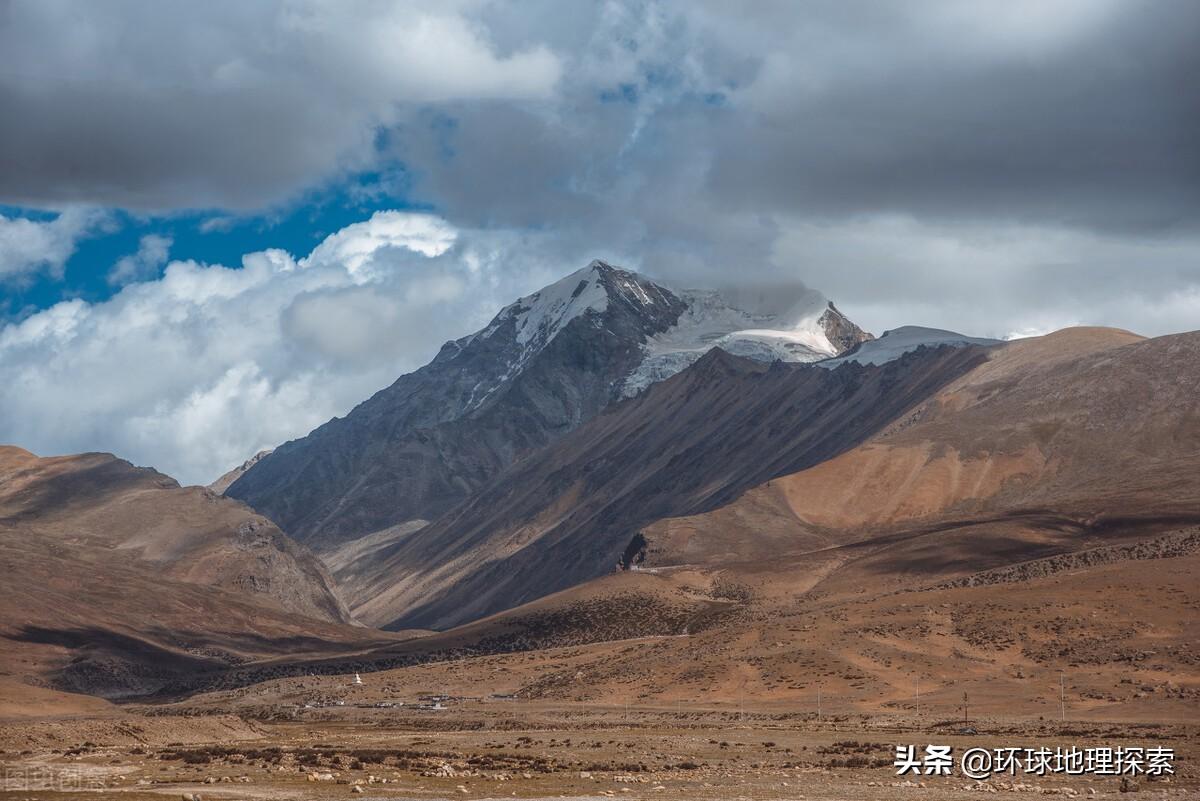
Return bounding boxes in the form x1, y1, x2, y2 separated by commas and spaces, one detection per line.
1, 165, 424, 320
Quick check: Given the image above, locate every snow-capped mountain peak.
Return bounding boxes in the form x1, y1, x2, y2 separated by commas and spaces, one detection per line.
482, 260, 676, 349
450, 260, 872, 403
228, 259, 871, 548
509, 262, 611, 346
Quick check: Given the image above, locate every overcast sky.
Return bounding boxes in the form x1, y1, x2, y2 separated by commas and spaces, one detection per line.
1, 0, 1197, 483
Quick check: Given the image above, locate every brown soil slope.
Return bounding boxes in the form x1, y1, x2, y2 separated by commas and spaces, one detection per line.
191, 326, 1200, 720
156, 521, 1200, 721
645, 327, 1197, 565
173, 568, 738, 697
0, 448, 384, 699
349, 344, 991, 631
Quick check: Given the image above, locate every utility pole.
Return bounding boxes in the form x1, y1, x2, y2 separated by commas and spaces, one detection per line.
1059, 673, 1066, 723
817, 686, 822, 722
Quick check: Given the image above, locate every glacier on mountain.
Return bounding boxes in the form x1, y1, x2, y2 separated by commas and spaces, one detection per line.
820, 325, 1000, 367
460, 260, 868, 399
622, 286, 840, 395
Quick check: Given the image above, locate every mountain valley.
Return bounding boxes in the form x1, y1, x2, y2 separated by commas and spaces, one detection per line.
2, 264, 1197, 799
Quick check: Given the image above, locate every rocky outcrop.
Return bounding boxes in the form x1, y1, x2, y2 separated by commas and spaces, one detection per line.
207, 449, 272, 495
818, 302, 873, 353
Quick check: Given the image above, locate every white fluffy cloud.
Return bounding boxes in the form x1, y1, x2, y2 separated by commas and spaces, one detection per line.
108, 233, 173, 286
304, 213, 458, 278
0, 208, 108, 280
0, 211, 562, 485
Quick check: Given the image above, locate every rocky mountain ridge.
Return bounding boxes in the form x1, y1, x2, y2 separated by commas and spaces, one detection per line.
226, 261, 872, 550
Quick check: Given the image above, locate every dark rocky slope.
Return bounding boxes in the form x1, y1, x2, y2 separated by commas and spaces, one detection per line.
227, 262, 869, 551
226, 263, 688, 549
349, 343, 991, 630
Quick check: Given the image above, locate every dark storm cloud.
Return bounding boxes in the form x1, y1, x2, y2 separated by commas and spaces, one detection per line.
2, 0, 1198, 484
1, 0, 1198, 336
392, 104, 606, 228
3, 0, 1195, 230
360, 0, 1200, 307
0, 0, 559, 211
0, 81, 363, 211
707, 1, 1200, 234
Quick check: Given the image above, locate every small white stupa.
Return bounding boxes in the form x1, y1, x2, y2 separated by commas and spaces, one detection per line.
353, 672, 363, 685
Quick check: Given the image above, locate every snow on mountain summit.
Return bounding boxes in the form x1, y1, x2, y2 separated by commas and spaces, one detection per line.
501, 260, 675, 348
820, 325, 1000, 367
227, 259, 872, 548
459, 260, 872, 399
508, 262, 611, 346
621, 282, 870, 395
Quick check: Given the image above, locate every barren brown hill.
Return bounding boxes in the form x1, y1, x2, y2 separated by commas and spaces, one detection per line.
277, 327, 1197, 720
501, 530, 1200, 721
170, 568, 738, 698
2, 329, 1197, 746
154, 520, 1200, 724
346, 344, 991, 631
644, 327, 1197, 566
0, 447, 389, 700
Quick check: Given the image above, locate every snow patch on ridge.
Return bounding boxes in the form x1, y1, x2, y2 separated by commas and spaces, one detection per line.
623, 287, 837, 396
510, 262, 612, 346
460, 261, 662, 412
821, 326, 1001, 367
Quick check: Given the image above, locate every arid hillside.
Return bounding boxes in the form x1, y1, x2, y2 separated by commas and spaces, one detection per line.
345, 344, 989, 631
0, 447, 387, 702
644, 328, 1198, 566
2, 328, 1197, 729
248, 326, 1198, 726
